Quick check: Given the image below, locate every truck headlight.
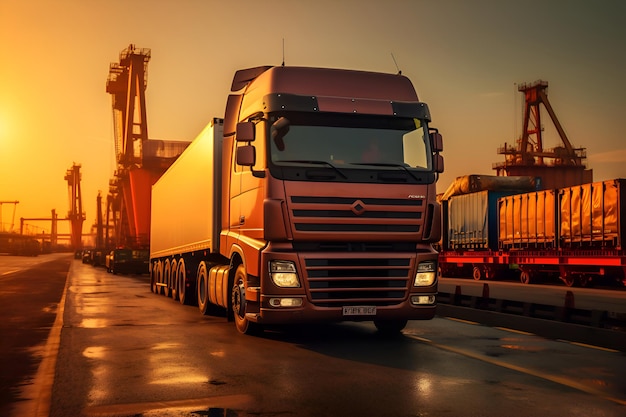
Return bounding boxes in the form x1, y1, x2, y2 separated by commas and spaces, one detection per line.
269, 260, 300, 288
414, 261, 436, 286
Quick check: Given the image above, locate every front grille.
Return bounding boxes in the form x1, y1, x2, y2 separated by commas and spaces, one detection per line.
290, 196, 424, 235
294, 241, 417, 252
303, 255, 413, 307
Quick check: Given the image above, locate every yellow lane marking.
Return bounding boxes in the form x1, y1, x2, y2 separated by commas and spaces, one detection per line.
557, 340, 621, 353
495, 327, 535, 336
408, 335, 626, 406
444, 317, 479, 325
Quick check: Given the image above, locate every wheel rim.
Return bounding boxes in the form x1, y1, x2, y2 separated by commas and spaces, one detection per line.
520, 271, 530, 284
472, 267, 482, 281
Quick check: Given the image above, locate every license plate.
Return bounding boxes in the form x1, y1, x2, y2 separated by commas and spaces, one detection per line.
342, 306, 376, 316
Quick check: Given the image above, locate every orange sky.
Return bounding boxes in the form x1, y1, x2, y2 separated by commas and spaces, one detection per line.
1, 0, 625, 239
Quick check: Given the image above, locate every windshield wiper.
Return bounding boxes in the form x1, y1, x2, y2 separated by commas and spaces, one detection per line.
349, 162, 420, 182
279, 160, 347, 179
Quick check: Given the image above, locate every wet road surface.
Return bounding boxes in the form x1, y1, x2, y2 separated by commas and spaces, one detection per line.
3, 256, 625, 416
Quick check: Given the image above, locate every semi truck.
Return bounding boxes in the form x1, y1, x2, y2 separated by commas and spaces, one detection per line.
150, 65, 444, 334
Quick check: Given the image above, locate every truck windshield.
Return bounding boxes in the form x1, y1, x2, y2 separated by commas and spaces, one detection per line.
269, 112, 432, 171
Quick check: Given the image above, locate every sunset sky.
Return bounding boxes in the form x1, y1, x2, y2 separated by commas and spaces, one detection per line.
1, 0, 624, 238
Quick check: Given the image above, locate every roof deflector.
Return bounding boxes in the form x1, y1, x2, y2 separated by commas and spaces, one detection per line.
231, 66, 273, 91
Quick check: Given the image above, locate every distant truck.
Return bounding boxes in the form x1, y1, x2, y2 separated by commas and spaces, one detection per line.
150, 65, 444, 334
106, 248, 150, 275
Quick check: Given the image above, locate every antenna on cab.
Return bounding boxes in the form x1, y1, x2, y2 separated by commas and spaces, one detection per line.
391, 53, 401, 75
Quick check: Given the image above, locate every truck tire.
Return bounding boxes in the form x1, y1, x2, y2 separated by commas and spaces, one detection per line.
164, 259, 172, 298
170, 259, 179, 300
197, 262, 210, 315
150, 261, 160, 293
177, 260, 189, 305
231, 264, 261, 335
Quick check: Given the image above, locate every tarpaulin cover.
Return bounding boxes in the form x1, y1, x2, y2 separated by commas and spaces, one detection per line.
441, 174, 537, 200
499, 190, 556, 248
559, 179, 625, 248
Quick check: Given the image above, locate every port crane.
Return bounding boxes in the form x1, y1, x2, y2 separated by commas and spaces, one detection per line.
494, 80, 593, 189
103, 44, 189, 249
65, 163, 85, 251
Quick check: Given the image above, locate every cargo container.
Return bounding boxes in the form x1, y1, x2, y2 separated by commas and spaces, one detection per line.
150, 66, 445, 334
559, 179, 626, 248
446, 190, 516, 251
499, 189, 557, 249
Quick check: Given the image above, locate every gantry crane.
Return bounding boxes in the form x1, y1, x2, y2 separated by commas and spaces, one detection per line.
494, 80, 593, 189
65, 163, 85, 251
104, 44, 189, 249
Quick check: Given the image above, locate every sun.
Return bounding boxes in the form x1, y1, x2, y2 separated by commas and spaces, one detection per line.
0, 107, 18, 147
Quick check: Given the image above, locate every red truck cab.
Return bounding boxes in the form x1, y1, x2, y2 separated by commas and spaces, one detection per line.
222, 66, 443, 333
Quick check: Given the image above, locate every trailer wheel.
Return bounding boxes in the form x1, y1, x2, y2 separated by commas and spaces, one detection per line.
561, 273, 576, 287
579, 274, 592, 288
231, 265, 261, 335
472, 266, 483, 281
177, 260, 189, 305
150, 261, 158, 293
164, 259, 173, 298
170, 259, 179, 300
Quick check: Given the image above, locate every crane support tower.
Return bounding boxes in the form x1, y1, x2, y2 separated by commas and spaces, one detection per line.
104, 44, 189, 249
65, 163, 85, 251
0, 201, 19, 232
494, 80, 593, 189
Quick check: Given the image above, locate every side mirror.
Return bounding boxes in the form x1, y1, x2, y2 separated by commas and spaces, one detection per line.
433, 153, 444, 173
430, 131, 443, 152
236, 121, 255, 142
271, 117, 290, 151
236, 145, 256, 166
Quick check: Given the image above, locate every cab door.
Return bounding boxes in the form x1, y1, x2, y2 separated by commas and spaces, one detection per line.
238, 121, 266, 240
230, 120, 266, 241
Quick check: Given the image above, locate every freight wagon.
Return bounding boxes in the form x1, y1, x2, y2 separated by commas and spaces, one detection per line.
438, 178, 626, 287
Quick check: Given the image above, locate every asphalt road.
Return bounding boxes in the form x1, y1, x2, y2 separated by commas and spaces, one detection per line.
2, 256, 625, 416
0, 253, 71, 417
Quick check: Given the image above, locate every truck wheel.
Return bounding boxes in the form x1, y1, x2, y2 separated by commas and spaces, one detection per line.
197, 262, 210, 315
374, 319, 407, 335
231, 265, 261, 335
519, 270, 532, 285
